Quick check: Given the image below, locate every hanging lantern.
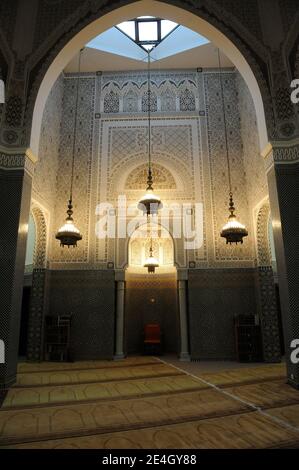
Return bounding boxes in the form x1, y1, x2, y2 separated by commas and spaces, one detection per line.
138, 51, 162, 217
56, 199, 82, 247
220, 193, 248, 244
56, 49, 84, 247
217, 48, 248, 245
138, 168, 163, 216
144, 245, 159, 273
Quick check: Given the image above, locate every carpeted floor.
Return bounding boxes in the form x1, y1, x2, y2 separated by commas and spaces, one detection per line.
0, 357, 298, 449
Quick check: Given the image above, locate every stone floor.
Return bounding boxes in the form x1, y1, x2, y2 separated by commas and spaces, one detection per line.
0, 356, 298, 449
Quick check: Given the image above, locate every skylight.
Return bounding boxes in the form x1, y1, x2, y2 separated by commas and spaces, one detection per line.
116, 17, 178, 51
86, 19, 210, 62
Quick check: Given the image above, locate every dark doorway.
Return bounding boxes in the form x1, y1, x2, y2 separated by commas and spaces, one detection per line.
125, 271, 178, 355
18, 286, 31, 357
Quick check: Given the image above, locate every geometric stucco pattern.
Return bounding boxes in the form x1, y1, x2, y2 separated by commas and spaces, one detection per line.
96, 108, 204, 267
125, 163, 176, 190
236, 73, 268, 211
35, 68, 263, 269
101, 70, 198, 114
50, 76, 95, 264
31, 205, 48, 269
1, 0, 294, 150
204, 71, 253, 264
32, 75, 64, 212
96, 117, 200, 267
256, 202, 271, 267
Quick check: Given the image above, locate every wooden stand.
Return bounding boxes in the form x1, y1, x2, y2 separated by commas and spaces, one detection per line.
234, 315, 263, 362
44, 314, 72, 362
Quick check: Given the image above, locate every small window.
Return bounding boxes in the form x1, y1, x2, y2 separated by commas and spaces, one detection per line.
138, 21, 158, 42
115, 17, 178, 52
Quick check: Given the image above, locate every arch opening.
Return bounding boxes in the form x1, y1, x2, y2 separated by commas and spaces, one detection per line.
125, 222, 178, 356
128, 221, 175, 273
30, 0, 268, 157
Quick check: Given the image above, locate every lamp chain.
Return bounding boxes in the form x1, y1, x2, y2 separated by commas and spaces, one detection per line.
70, 48, 84, 202
147, 51, 151, 172
217, 48, 232, 196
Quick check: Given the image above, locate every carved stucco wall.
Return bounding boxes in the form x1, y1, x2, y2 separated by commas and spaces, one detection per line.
236, 75, 281, 362
203, 70, 254, 264
50, 74, 95, 264
236, 73, 274, 266
40, 68, 260, 270
0, 0, 298, 152
256, 202, 271, 267
236, 73, 268, 213
29, 74, 64, 268
32, 74, 64, 212
31, 204, 48, 269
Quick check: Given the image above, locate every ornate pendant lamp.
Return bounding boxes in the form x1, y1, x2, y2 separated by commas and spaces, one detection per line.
56, 49, 83, 247
218, 49, 248, 245
144, 239, 159, 273
138, 51, 163, 216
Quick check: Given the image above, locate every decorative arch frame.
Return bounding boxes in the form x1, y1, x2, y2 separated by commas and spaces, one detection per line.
108, 151, 190, 198
31, 203, 48, 269
128, 221, 175, 268
126, 220, 179, 270
29, 0, 270, 156
256, 201, 272, 267
125, 162, 177, 190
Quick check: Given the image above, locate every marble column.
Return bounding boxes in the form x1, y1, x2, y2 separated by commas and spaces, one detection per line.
177, 270, 190, 361
114, 271, 125, 360
0, 149, 35, 388
264, 141, 299, 388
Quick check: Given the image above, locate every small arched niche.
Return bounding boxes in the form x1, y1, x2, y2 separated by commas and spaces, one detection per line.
128, 223, 175, 274
125, 163, 177, 191
125, 222, 178, 356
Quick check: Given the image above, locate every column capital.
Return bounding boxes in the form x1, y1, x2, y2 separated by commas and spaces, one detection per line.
177, 268, 188, 281
114, 269, 126, 282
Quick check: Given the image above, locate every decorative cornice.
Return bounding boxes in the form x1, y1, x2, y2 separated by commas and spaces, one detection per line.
262, 139, 299, 172
0, 147, 36, 175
